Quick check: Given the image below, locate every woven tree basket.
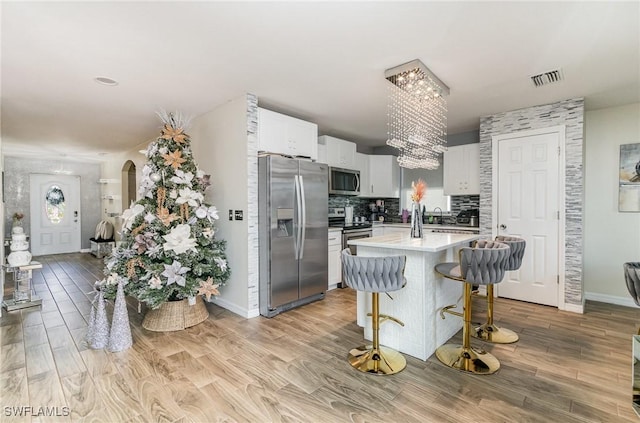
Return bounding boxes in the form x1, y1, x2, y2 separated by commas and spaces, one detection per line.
142, 295, 209, 332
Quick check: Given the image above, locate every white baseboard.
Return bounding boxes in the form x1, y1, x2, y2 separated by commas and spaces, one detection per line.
80, 248, 90, 253
210, 296, 259, 319
585, 291, 637, 308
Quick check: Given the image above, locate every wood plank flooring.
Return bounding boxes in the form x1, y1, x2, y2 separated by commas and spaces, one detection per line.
0, 252, 638, 422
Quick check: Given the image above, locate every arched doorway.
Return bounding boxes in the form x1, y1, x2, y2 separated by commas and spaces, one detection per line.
121, 160, 136, 208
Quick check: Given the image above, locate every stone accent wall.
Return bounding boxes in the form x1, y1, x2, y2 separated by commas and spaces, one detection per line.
479, 98, 584, 306
246, 94, 260, 316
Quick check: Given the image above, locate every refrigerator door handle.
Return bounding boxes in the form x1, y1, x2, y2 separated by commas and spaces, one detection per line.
299, 175, 306, 260
294, 175, 302, 260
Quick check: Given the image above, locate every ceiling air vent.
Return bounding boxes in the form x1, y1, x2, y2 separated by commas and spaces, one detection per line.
530, 69, 564, 87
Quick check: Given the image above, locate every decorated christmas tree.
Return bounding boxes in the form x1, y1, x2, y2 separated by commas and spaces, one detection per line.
99, 112, 230, 309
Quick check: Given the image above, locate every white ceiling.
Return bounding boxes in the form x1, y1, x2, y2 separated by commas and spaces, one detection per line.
2, 2, 639, 160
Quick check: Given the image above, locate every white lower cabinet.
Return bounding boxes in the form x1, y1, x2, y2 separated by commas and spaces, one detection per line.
328, 230, 342, 289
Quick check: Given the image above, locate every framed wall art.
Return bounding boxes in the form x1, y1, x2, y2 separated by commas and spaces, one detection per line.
619, 143, 640, 212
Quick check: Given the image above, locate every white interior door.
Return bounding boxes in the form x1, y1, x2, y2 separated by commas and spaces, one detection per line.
496, 132, 560, 306
30, 174, 81, 256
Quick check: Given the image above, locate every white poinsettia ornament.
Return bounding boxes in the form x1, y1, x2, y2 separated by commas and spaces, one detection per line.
99, 111, 231, 310
162, 261, 190, 287
162, 224, 197, 254
176, 187, 203, 206
122, 204, 145, 230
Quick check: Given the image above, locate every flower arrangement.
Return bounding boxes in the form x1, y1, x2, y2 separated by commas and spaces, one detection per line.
99, 112, 231, 309
411, 179, 427, 203
12, 212, 24, 222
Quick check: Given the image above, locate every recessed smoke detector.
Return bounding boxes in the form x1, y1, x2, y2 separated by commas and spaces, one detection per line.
94, 76, 118, 86
530, 69, 564, 87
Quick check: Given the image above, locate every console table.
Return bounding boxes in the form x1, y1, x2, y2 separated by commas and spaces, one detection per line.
2, 261, 43, 311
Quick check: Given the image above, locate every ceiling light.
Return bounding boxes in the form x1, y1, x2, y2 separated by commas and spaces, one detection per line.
94, 76, 118, 86
385, 59, 449, 169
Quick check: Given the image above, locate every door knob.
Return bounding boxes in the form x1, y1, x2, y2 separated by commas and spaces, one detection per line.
499, 224, 507, 230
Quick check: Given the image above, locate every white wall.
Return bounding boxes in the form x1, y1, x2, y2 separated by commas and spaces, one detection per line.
190, 95, 253, 317
584, 102, 640, 304
100, 140, 150, 240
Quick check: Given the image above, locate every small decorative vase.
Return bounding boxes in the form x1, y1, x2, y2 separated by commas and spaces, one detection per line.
410, 202, 423, 238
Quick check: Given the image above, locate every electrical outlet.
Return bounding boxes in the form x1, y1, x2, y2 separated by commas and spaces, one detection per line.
228, 209, 233, 221
234, 210, 243, 221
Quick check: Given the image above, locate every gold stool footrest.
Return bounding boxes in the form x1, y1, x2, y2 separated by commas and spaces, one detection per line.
348, 345, 407, 375
435, 344, 500, 375
440, 304, 463, 319
472, 323, 519, 344
366, 312, 405, 326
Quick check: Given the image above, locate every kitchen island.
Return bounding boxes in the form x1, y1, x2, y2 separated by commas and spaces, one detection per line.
348, 232, 481, 361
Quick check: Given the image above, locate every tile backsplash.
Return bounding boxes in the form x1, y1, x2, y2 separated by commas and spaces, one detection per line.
329, 195, 479, 222
329, 195, 400, 222
450, 195, 480, 214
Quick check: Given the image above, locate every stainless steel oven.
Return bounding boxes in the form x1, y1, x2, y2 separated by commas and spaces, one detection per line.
340, 226, 372, 288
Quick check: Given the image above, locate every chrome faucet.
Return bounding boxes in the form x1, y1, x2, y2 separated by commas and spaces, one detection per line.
433, 207, 443, 224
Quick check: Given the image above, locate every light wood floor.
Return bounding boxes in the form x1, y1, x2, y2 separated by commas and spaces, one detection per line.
0, 253, 638, 422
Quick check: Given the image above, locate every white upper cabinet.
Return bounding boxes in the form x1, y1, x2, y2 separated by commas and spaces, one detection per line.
319, 135, 356, 169
355, 152, 371, 197
368, 155, 400, 198
443, 144, 480, 195
258, 108, 318, 160
316, 143, 327, 164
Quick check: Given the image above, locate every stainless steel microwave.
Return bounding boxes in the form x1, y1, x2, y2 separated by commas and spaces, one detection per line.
329, 167, 360, 196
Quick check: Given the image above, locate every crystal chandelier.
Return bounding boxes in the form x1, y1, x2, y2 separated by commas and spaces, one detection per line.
385, 59, 449, 169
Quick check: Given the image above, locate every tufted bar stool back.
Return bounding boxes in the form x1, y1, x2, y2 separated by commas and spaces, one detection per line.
341, 252, 406, 293
495, 235, 526, 271
472, 236, 526, 344
624, 263, 640, 334
341, 249, 407, 375
459, 239, 510, 285
435, 240, 510, 375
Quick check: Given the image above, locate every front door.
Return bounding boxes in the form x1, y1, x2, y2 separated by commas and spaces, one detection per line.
495, 131, 560, 306
30, 174, 81, 256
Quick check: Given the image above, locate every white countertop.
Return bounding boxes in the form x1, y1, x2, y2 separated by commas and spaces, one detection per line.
348, 232, 481, 252
374, 222, 480, 233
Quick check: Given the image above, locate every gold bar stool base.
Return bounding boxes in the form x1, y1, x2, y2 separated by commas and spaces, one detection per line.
348, 345, 407, 375
472, 323, 519, 344
435, 344, 500, 375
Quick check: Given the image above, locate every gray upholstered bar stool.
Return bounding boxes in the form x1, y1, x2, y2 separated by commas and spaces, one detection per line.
341, 248, 407, 375
435, 240, 510, 375
472, 235, 526, 344
625, 262, 640, 334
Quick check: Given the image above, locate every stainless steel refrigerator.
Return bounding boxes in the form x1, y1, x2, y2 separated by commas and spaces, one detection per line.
259, 156, 328, 317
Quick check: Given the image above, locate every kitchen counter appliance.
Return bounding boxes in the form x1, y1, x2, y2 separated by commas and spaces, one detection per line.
456, 209, 479, 227
329, 167, 360, 196
329, 207, 373, 288
259, 156, 328, 317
